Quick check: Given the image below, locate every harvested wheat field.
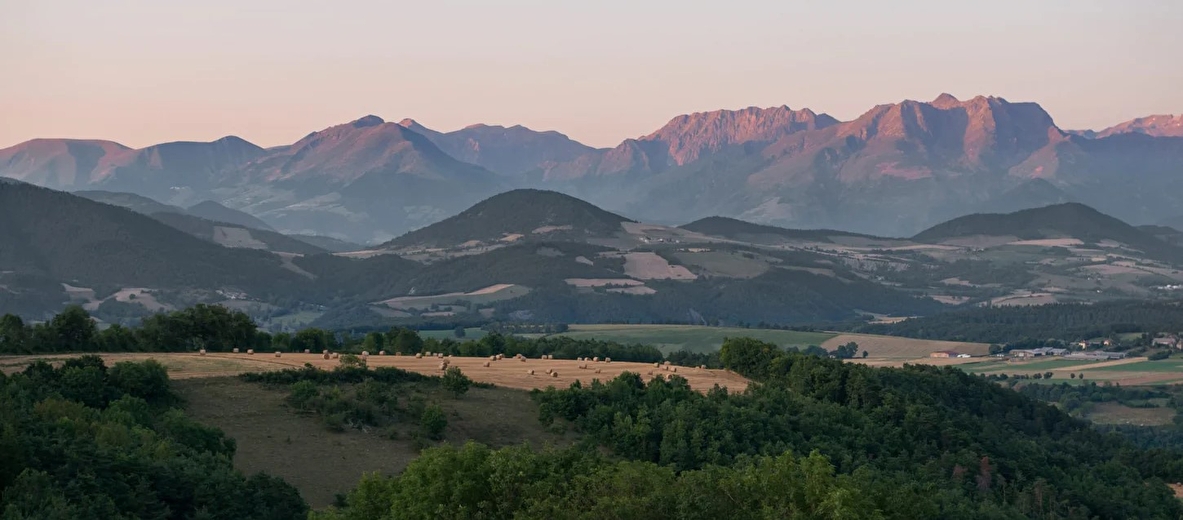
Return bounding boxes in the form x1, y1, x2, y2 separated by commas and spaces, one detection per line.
0, 352, 749, 392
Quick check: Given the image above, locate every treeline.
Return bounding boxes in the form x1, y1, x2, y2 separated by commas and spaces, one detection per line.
0, 356, 307, 518
0, 305, 666, 363
855, 300, 1183, 344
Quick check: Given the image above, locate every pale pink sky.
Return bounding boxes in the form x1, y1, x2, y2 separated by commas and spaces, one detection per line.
2, 0, 1180, 149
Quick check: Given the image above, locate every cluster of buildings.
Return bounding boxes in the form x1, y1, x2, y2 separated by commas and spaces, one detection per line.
1008, 346, 1126, 361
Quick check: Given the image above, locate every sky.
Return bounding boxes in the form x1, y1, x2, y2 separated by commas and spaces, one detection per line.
1, 0, 1180, 149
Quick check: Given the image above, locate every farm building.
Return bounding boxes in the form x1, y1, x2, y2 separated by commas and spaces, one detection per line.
929, 350, 971, 358
1063, 351, 1127, 361
1010, 347, 1068, 358
1152, 336, 1180, 348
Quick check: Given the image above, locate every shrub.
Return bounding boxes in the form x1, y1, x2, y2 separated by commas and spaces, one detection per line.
420, 404, 447, 440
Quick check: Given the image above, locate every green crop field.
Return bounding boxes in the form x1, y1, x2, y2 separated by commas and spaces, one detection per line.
554, 324, 837, 353
1086, 359, 1183, 373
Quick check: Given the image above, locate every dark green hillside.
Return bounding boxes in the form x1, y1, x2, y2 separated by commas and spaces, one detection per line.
913, 203, 1183, 263
149, 211, 327, 255
382, 189, 633, 249
320, 338, 1183, 519
0, 183, 305, 299
383, 242, 624, 294
186, 200, 276, 231
680, 215, 892, 243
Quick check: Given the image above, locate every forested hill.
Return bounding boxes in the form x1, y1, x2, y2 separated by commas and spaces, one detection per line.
854, 300, 1183, 344
0, 182, 305, 293
912, 203, 1183, 263
319, 336, 1183, 518
381, 189, 633, 249
679, 216, 892, 244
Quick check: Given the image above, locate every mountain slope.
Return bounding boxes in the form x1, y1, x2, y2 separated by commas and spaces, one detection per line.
0, 183, 305, 300
398, 120, 597, 176
225, 115, 504, 242
912, 203, 1183, 263
147, 212, 327, 255
679, 216, 894, 244
76, 190, 187, 216
1077, 114, 1183, 138
0, 139, 131, 188
383, 189, 633, 249
186, 200, 275, 231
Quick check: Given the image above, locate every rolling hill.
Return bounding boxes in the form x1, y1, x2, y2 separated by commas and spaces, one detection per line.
0, 182, 308, 316
912, 203, 1183, 263
186, 200, 276, 231
382, 189, 633, 249
147, 212, 327, 255
679, 216, 896, 245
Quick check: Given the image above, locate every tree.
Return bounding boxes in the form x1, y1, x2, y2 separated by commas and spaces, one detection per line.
47, 305, 97, 351
453, 326, 467, 339
861, 350, 869, 359
441, 367, 471, 398
420, 404, 447, 440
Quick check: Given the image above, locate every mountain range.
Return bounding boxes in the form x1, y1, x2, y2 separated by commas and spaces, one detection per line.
2, 95, 1180, 242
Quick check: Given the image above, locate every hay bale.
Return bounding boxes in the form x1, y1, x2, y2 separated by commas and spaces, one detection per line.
332, 353, 340, 359
489, 355, 496, 361
595, 368, 602, 374
700, 364, 706, 369
232, 348, 240, 353
593, 356, 599, 362
551, 371, 559, 378
647, 370, 654, 375
275, 351, 282, 357
304, 349, 311, 354
483, 361, 490, 367
671, 367, 677, 373
664, 361, 671, 366
605, 357, 611, 363
323, 352, 331, 360
198, 349, 206, 356
394, 351, 402, 356
415, 353, 423, 359
323, 349, 330, 355
246, 349, 255, 355
361, 351, 369, 357
520, 357, 527, 362
379, 350, 386, 356
438, 362, 448, 371
653, 362, 660, 368
527, 369, 534, 375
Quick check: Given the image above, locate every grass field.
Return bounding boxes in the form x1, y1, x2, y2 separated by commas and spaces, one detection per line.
555, 324, 837, 353
1084, 402, 1176, 426
176, 376, 574, 508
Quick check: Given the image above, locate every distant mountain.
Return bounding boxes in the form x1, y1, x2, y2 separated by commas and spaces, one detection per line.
971, 178, 1076, 215
912, 203, 1183, 263
90, 136, 266, 202
186, 200, 275, 231
225, 115, 504, 242
383, 189, 632, 249
148, 212, 327, 255
538, 105, 837, 182
679, 216, 894, 244
397, 119, 598, 176
76, 190, 187, 216
1074, 114, 1183, 139
0, 139, 130, 188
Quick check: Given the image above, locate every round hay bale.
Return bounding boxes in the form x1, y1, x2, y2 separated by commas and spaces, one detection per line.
394, 351, 402, 356
483, 361, 490, 367
246, 349, 255, 355
232, 348, 240, 353
332, 353, 340, 359
520, 357, 526, 362
647, 370, 654, 375
323, 352, 331, 360
653, 362, 660, 368
323, 349, 330, 355
671, 367, 677, 373
415, 353, 423, 359
527, 369, 534, 375
595, 368, 602, 374
361, 351, 369, 357
605, 357, 611, 363
438, 363, 447, 370
198, 349, 206, 356
592, 356, 599, 362
700, 364, 706, 369
489, 355, 496, 361
664, 361, 671, 366
304, 349, 311, 354
379, 350, 386, 356
551, 371, 559, 378
275, 351, 282, 357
